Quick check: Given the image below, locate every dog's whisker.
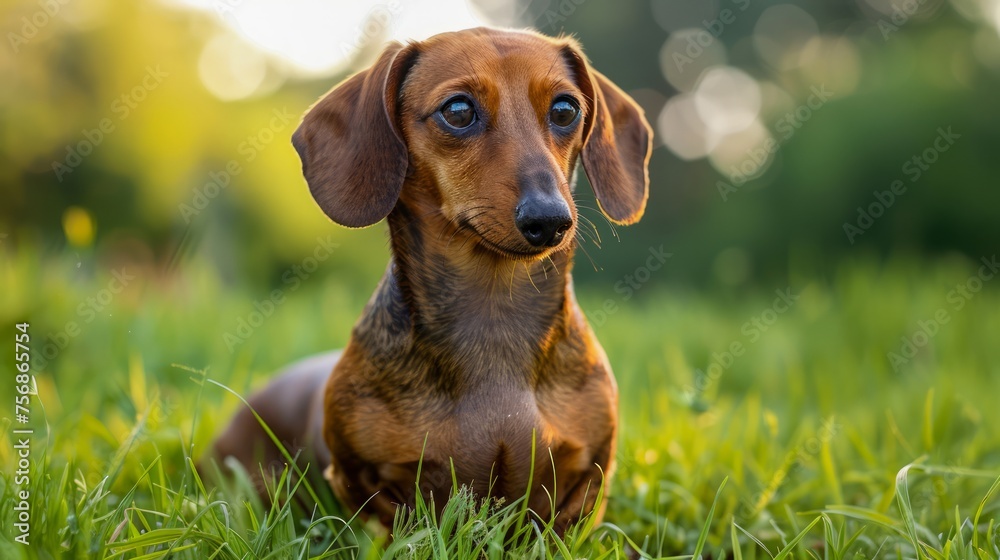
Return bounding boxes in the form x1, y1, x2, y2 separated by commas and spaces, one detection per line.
575, 203, 620, 241
508, 259, 518, 301
543, 52, 561, 82
578, 214, 602, 245
577, 241, 601, 272
524, 262, 541, 294
546, 255, 560, 277
574, 221, 601, 248
573, 223, 601, 250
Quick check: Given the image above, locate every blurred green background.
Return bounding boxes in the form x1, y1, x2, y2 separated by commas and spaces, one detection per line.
3, 0, 999, 290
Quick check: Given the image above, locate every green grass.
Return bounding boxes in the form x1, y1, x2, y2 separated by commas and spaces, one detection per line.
1, 248, 999, 558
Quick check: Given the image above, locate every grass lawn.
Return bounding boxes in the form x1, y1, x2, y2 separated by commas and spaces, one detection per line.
1, 249, 998, 558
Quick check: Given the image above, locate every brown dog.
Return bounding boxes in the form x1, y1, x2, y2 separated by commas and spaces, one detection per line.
209, 27, 652, 534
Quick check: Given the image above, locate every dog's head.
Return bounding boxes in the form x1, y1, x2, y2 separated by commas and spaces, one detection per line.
293, 27, 652, 260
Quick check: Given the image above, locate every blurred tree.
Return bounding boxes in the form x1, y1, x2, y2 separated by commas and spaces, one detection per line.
3, 0, 998, 292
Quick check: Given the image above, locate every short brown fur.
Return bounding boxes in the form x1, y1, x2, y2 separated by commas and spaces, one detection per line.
209, 27, 653, 535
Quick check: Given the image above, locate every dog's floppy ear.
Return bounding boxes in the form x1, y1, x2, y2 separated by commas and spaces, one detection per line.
563, 44, 652, 225
292, 42, 419, 228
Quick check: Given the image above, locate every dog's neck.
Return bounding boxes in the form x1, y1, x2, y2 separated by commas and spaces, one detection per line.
354, 193, 580, 386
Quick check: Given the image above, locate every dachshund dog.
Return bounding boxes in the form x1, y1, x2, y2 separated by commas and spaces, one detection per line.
210, 27, 652, 535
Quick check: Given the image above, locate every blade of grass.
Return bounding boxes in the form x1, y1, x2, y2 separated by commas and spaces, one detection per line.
732, 522, 744, 560
972, 474, 1000, 550
692, 477, 728, 560
772, 516, 821, 560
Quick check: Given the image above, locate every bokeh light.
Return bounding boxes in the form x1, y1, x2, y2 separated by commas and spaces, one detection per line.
62, 207, 95, 248
707, 119, 774, 180
197, 32, 271, 101
660, 28, 728, 92
658, 93, 716, 160
693, 67, 761, 136
753, 5, 819, 70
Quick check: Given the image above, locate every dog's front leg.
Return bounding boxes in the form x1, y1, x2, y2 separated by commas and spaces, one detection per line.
550, 430, 616, 536
325, 459, 410, 528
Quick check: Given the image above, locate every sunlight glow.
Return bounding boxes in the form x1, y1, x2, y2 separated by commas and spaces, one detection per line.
169, 0, 484, 77
198, 32, 269, 100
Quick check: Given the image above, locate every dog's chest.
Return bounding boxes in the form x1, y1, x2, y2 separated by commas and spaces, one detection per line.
428, 384, 584, 494
453, 385, 541, 457
334, 339, 614, 513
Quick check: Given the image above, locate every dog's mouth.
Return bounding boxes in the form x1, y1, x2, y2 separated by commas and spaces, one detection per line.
459, 219, 571, 260
476, 233, 549, 259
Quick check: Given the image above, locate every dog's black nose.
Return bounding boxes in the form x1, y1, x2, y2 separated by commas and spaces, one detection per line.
515, 196, 573, 248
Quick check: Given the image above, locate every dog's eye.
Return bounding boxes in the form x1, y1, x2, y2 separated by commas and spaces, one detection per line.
440, 97, 476, 129
549, 97, 579, 129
